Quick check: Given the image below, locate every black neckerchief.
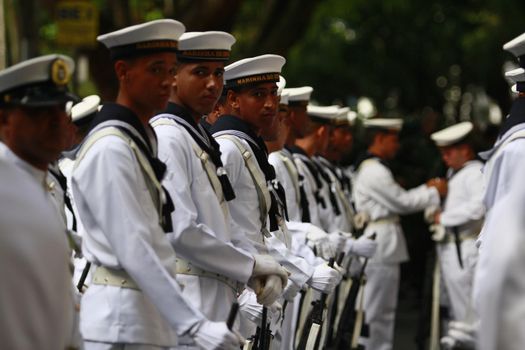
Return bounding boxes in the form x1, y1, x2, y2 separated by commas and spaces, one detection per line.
288, 145, 327, 209
282, 147, 311, 222
498, 96, 525, 138
314, 156, 342, 215
155, 103, 235, 201
211, 115, 280, 231
200, 117, 213, 133
88, 103, 174, 232
48, 164, 77, 231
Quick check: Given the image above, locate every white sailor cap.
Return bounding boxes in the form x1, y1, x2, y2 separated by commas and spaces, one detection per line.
284, 86, 314, 107
97, 19, 185, 60
363, 118, 403, 131
505, 67, 525, 93
280, 91, 290, 106
333, 107, 349, 126
0, 54, 78, 107
504, 32, 525, 66
178, 31, 235, 61
307, 105, 340, 125
224, 54, 285, 89
277, 75, 286, 96
431, 121, 473, 147
71, 95, 101, 126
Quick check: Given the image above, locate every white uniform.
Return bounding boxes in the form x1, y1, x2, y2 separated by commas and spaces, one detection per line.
0, 145, 74, 350
474, 123, 525, 350
215, 130, 314, 341
292, 150, 324, 228
437, 161, 484, 321
269, 149, 302, 222
216, 135, 313, 286
315, 156, 354, 233
152, 113, 254, 326
72, 115, 205, 348
353, 157, 439, 350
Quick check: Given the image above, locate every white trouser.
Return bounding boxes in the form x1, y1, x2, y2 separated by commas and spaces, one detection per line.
84, 341, 170, 350
438, 239, 478, 321
362, 263, 400, 350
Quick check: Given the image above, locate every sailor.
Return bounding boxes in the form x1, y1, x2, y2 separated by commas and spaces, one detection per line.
474, 32, 525, 350
0, 54, 80, 349
71, 19, 243, 350
210, 55, 343, 345
353, 117, 446, 350
429, 122, 484, 323
149, 31, 289, 345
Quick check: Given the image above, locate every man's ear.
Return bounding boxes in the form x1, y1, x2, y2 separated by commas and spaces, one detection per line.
114, 60, 128, 83
227, 90, 239, 111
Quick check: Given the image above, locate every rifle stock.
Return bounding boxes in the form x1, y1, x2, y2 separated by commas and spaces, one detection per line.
297, 257, 335, 350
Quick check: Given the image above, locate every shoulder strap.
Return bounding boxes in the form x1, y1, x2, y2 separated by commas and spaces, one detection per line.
217, 134, 272, 238
75, 127, 170, 229
152, 118, 230, 218
277, 152, 301, 208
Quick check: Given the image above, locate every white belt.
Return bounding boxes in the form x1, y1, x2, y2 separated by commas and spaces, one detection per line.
369, 215, 400, 225
441, 232, 478, 244
92, 266, 139, 290
176, 258, 244, 294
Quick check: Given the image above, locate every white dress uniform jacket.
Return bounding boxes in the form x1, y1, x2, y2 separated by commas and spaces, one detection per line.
151, 107, 254, 323
213, 126, 313, 287
0, 146, 74, 350
71, 105, 205, 347
438, 160, 484, 321
269, 149, 302, 222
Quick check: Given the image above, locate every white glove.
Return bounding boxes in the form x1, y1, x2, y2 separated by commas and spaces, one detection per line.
249, 274, 284, 306
346, 235, 377, 258
353, 211, 370, 230
440, 321, 477, 350
192, 320, 245, 350
251, 254, 289, 282
424, 205, 440, 224
429, 224, 446, 242
283, 279, 302, 301
306, 226, 335, 259
328, 233, 346, 255
307, 263, 341, 293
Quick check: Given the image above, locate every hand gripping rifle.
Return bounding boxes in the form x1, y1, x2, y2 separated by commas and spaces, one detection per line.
331, 233, 376, 349
297, 257, 335, 350
323, 252, 346, 348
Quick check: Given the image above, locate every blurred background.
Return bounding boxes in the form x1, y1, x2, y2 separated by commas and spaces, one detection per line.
4, 0, 524, 348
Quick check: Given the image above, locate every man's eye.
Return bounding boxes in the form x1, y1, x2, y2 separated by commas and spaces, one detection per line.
215, 71, 224, 78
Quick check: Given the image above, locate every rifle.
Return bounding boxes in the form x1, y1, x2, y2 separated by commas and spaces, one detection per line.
76, 261, 91, 292
297, 257, 335, 350
226, 301, 239, 330
331, 233, 376, 349
323, 252, 346, 348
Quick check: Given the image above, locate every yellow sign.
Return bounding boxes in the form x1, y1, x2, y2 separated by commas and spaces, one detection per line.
56, 1, 98, 47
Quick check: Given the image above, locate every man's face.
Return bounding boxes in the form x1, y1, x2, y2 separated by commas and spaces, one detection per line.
173, 61, 224, 117
439, 144, 470, 170
379, 131, 400, 159
230, 82, 279, 140
0, 104, 71, 169
326, 127, 353, 160
288, 105, 308, 138
119, 52, 177, 114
